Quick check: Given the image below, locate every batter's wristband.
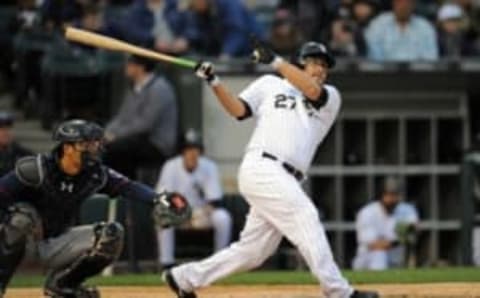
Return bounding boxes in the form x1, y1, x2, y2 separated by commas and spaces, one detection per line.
207, 75, 220, 87
271, 56, 284, 69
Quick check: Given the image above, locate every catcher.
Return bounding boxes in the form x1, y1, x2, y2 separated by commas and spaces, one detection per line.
0, 119, 191, 298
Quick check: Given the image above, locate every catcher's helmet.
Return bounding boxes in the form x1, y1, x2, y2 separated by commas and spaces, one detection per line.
53, 119, 104, 143
295, 41, 335, 69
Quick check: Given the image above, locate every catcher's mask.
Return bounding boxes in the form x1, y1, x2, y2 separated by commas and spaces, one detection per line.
53, 119, 106, 166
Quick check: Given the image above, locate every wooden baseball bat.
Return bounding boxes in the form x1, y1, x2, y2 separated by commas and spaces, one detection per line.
64, 26, 197, 69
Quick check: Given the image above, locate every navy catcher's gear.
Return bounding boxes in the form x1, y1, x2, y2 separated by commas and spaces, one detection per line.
0, 203, 40, 293
44, 222, 124, 297
15, 155, 44, 188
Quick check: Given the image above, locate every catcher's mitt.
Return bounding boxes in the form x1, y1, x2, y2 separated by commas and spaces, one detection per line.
153, 192, 192, 228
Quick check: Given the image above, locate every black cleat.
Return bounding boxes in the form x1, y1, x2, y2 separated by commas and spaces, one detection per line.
351, 290, 380, 298
162, 269, 197, 298
44, 285, 100, 298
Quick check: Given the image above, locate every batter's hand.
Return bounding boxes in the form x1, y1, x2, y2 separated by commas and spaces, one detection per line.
195, 61, 218, 85
250, 36, 276, 65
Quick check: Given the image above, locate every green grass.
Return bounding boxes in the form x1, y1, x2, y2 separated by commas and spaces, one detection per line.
9, 267, 480, 288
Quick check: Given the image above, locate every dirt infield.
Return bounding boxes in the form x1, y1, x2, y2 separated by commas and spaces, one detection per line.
6, 283, 480, 298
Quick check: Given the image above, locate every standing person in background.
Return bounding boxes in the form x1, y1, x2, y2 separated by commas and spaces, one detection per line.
162, 34, 378, 297
155, 129, 232, 270
104, 55, 178, 180
0, 111, 32, 177
365, 0, 439, 61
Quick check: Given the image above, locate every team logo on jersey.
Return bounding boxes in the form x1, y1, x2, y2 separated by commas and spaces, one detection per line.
60, 181, 74, 193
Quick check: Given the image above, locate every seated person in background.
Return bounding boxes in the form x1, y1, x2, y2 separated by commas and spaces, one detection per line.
0, 111, 33, 177
353, 176, 419, 270
269, 9, 303, 56
365, 0, 439, 61
121, 0, 189, 54
437, 3, 478, 58
104, 55, 178, 180
40, 0, 94, 30
155, 129, 232, 269
173, 0, 265, 58
71, 3, 123, 42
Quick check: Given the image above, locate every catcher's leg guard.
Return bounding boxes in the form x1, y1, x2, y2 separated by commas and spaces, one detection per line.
44, 222, 124, 297
0, 203, 39, 293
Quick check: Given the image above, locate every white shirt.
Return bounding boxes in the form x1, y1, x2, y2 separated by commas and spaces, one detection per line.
155, 156, 223, 209
356, 201, 419, 250
239, 75, 341, 173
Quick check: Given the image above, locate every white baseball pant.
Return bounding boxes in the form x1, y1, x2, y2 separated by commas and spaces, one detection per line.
171, 151, 353, 298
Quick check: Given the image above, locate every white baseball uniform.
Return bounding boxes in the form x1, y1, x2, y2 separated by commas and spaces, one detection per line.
171, 74, 354, 298
155, 156, 232, 266
353, 201, 419, 270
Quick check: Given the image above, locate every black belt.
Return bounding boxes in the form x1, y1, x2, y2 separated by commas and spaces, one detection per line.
262, 152, 304, 181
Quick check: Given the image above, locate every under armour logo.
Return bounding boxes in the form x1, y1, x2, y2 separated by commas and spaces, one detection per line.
60, 181, 74, 193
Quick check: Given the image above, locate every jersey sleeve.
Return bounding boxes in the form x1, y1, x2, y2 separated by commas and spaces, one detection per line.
355, 207, 379, 245
102, 168, 156, 203
203, 160, 223, 202
238, 75, 274, 119
155, 160, 175, 192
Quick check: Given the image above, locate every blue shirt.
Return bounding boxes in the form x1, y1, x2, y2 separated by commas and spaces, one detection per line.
365, 12, 439, 61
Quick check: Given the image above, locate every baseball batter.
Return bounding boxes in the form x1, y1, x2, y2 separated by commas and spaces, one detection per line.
163, 39, 379, 298
156, 129, 232, 268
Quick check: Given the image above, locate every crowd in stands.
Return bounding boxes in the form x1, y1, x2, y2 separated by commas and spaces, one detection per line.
1, 0, 479, 64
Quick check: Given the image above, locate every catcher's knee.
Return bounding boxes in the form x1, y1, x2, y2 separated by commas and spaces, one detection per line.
1, 203, 40, 247
91, 221, 124, 260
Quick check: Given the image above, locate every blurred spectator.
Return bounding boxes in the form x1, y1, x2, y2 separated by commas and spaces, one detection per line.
269, 9, 302, 56
329, 17, 361, 57
70, 3, 124, 49
351, 0, 378, 28
174, 0, 265, 58
437, 3, 477, 58
365, 0, 439, 61
1, 0, 41, 88
278, 0, 329, 41
453, 0, 480, 52
41, 0, 98, 30
9, 0, 41, 32
0, 111, 33, 176
155, 129, 232, 269
353, 176, 419, 270
120, 0, 188, 55
104, 55, 178, 179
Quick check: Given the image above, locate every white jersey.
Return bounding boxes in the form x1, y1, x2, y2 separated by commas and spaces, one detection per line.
155, 156, 223, 209
239, 74, 341, 173
356, 201, 419, 247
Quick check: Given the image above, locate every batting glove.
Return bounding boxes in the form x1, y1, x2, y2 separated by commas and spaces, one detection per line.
195, 61, 220, 86
250, 36, 283, 68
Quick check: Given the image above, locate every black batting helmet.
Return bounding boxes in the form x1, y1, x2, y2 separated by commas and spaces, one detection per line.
53, 119, 105, 143
294, 41, 335, 69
